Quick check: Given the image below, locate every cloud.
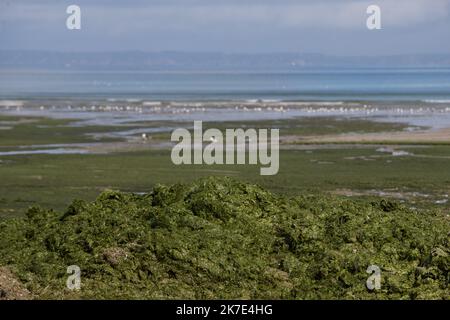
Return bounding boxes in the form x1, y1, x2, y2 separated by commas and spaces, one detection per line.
3, 0, 449, 29
1, 0, 449, 54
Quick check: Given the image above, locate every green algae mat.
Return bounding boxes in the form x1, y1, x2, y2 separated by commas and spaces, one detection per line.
0, 177, 448, 299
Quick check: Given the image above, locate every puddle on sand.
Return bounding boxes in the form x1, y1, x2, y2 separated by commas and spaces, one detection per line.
0, 148, 89, 156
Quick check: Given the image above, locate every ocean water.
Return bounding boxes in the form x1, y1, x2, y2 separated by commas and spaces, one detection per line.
1, 68, 450, 102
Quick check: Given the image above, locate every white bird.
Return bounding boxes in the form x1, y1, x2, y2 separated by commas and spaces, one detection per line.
141, 133, 148, 141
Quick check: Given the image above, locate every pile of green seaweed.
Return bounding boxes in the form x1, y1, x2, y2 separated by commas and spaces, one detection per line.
0, 177, 448, 299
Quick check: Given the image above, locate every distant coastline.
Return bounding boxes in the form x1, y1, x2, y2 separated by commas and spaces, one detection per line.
1, 51, 450, 71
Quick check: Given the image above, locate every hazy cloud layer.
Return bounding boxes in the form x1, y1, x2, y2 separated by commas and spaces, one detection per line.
1, 0, 449, 54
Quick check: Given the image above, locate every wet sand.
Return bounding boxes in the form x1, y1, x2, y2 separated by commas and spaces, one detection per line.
282, 128, 450, 144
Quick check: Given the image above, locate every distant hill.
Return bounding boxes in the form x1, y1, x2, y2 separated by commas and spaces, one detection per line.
1, 51, 450, 71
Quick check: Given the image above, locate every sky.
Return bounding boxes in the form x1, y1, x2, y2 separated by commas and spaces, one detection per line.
0, 0, 450, 55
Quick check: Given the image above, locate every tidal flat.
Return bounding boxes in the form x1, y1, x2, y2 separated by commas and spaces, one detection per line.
0, 100, 449, 299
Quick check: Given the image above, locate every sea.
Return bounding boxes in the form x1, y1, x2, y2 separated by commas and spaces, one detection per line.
1, 68, 450, 102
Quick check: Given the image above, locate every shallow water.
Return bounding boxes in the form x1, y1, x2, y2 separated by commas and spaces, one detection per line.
0, 148, 89, 156
2, 69, 450, 101
2, 101, 450, 129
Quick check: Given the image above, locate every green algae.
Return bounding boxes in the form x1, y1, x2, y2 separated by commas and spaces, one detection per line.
0, 177, 448, 299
